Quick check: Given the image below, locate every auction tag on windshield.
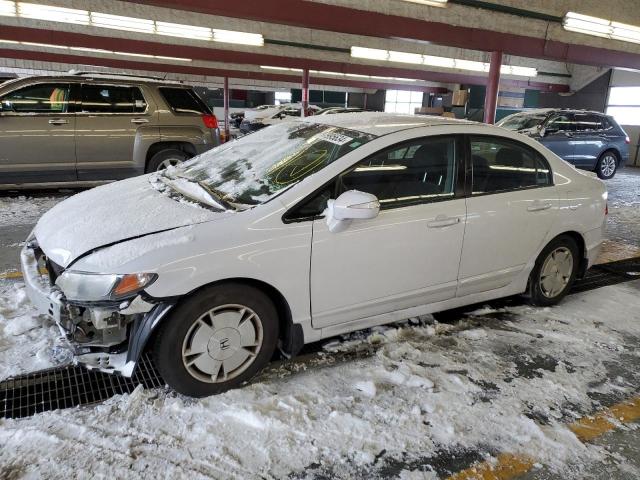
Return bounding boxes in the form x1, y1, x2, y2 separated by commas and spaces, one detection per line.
317, 131, 353, 146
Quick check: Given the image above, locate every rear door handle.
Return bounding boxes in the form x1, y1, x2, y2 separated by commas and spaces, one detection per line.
48, 118, 68, 125
428, 215, 460, 228
527, 202, 553, 212
131, 118, 149, 124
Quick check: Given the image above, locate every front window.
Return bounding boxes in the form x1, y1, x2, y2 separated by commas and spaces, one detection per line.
161, 121, 376, 208
497, 113, 547, 131
0, 83, 70, 113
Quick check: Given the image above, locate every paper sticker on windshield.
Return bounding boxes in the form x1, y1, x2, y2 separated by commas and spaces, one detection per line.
317, 131, 353, 146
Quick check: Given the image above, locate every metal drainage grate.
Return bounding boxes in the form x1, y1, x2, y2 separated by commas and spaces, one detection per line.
1, 257, 639, 419
572, 257, 640, 294
0, 354, 164, 419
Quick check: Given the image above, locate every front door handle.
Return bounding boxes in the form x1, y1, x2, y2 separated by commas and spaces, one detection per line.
428, 215, 460, 228
131, 118, 149, 124
48, 118, 68, 125
527, 202, 553, 212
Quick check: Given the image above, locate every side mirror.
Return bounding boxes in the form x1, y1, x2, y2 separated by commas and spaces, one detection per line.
541, 126, 558, 136
325, 190, 380, 233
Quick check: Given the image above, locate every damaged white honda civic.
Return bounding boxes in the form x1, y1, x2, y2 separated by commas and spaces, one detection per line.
22, 113, 607, 397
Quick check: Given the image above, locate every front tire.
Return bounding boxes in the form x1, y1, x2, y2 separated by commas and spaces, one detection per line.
595, 151, 618, 179
528, 235, 580, 306
153, 283, 279, 397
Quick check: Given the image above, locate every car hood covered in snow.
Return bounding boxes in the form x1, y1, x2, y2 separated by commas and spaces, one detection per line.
34, 175, 230, 268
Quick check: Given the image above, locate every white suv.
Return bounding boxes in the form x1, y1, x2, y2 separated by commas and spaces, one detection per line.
22, 113, 606, 397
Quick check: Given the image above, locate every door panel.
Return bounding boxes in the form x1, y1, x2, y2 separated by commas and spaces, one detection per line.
75, 84, 150, 180
460, 136, 559, 296
571, 113, 607, 168
539, 113, 575, 162
459, 189, 558, 295
311, 200, 466, 327
309, 134, 465, 328
0, 82, 76, 183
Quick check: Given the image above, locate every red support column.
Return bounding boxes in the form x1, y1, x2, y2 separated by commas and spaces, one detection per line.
301, 68, 309, 117
483, 51, 502, 124
223, 76, 230, 141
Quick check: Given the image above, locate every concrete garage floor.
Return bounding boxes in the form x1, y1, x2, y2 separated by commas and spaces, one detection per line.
0, 169, 639, 479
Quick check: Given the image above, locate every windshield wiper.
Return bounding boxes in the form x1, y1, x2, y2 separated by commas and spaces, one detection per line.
195, 180, 237, 211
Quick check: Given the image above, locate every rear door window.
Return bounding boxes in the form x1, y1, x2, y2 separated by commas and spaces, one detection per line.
546, 114, 574, 132
159, 87, 210, 114
470, 136, 552, 194
0, 83, 70, 113
573, 113, 603, 132
81, 84, 147, 113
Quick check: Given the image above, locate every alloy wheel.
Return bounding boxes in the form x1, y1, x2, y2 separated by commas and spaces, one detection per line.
539, 247, 574, 298
181, 304, 263, 383
600, 154, 616, 178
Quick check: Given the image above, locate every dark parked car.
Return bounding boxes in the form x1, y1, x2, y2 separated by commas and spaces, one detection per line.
497, 109, 629, 179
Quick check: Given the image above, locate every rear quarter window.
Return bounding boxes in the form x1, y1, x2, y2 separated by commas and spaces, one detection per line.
159, 87, 210, 115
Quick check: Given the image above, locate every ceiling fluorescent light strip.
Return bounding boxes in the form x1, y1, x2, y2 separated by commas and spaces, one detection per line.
564, 12, 640, 44
1, 2, 263, 46
0, 0, 16, 16
260, 66, 416, 82
90, 12, 154, 33
156, 21, 212, 40
351, 46, 537, 77
401, 0, 448, 6
19, 2, 89, 24
0, 38, 192, 61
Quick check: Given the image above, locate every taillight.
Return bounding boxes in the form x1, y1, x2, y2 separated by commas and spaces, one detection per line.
625, 135, 630, 144
202, 114, 218, 129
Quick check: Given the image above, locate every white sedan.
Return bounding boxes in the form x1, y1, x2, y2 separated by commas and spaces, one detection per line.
21, 113, 607, 397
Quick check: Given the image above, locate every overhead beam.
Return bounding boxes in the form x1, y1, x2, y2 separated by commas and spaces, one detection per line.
0, 48, 449, 93
0, 25, 569, 92
131, 0, 640, 70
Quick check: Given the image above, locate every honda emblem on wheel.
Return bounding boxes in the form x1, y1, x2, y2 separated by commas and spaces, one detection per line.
220, 338, 230, 350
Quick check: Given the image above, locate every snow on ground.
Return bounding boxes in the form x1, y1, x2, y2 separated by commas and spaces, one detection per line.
0, 282, 62, 379
1, 281, 639, 479
0, 196, 64, 228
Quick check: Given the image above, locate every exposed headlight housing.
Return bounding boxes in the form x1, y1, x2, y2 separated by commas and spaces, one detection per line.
56, 271, 157, 302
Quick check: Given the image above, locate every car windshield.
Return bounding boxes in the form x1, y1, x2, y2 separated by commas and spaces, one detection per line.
498, 114, 547, 131
162, 121, 376, 207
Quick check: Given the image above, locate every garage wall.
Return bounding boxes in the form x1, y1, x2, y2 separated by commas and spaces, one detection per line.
537, 71, 611, 112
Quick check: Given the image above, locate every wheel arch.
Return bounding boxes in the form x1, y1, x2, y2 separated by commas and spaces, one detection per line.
600, 147, 621, 164
542, 230, 587, 277
145, 141, 197, 172
141, 277, 303, 360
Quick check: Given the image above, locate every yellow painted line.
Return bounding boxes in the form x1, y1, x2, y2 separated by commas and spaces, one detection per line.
447, 453, 534, 480
569, 396, 640, 442
0, 269, 48, 280
0, 271, 24, 279
446, 395, 640, 480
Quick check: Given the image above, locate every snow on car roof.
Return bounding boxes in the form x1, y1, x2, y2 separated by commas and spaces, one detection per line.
305, 111, 478, 136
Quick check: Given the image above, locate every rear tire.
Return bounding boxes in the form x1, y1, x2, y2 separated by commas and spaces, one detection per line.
147, 149, 188, 173
595, 151, 618, 179
528, 235, 580, 307
153, 283, 279, 397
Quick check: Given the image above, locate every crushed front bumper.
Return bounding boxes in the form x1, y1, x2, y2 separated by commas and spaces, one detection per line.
20, 238, 173, 377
